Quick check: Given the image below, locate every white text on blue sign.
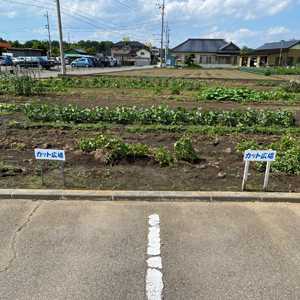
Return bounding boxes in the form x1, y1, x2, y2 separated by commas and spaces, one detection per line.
34, 149, 66, 161
243, 150, 276, 161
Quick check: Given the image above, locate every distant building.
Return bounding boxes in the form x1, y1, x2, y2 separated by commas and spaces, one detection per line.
239, 40, 300, 67
111, 40, 151, 62
171, 38, 240, 65
6, 47, 43, 57
65, 48, 88, 55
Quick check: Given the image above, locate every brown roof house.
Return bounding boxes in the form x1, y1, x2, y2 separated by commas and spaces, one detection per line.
171, 38, 241, 66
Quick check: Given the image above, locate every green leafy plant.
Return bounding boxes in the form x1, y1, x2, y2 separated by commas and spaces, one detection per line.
155, 146, 173, 167
264, 68, 271, 76
174, 135, 198, 162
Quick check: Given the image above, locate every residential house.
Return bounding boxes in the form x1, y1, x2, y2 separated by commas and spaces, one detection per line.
111, 41, 151, 62
171, 38, 241, 65
239, 40, 300, 67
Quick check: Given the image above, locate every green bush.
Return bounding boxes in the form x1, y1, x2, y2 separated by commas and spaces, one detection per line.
264, 68, 271, 76
279, 80, 300, 93
155, 146, 173, 167
174, 135, 198, 162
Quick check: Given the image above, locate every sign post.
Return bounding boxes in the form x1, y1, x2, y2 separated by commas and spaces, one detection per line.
34, 149, 66, 186
242, 149, 276, 190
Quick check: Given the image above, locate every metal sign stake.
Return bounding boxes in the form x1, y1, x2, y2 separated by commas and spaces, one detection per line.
263, 149, 273, 190
39, 159, 44, 185
61, 161, 66, 186
242, 160, 250, 190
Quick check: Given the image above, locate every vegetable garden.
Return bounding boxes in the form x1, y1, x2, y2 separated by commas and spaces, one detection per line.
1, 72, 300, 192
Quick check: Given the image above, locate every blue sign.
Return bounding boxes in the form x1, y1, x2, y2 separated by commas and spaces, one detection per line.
243, 150, 276, 161
34, 149, 65, 161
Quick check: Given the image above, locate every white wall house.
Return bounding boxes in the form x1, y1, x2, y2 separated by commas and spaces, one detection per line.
136, 48, 151, 60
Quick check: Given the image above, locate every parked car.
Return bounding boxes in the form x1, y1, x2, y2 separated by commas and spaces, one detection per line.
70, 58, 93, 68
0, 55, 12, 65
107, 57, 117, 67
0, 57, 6, 65
97, 56, 110, 67
14, 57, 55, 70
85, 57, 98, 67
115, 59, 122, 67
56, 57, 69, 65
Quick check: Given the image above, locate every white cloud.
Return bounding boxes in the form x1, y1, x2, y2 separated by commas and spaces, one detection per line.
202, 26, 300, 48
166, 0, 298, 24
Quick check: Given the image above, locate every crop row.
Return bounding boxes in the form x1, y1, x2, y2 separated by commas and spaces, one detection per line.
199, 86, 298, 103
239, 66, 300, 75
77, 133, 197, 166
43, 75, 208, 91
23, 103, 296, 127
0, 102, 20, 115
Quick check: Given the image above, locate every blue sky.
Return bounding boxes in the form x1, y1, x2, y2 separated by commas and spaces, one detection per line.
0, 0, 300, 49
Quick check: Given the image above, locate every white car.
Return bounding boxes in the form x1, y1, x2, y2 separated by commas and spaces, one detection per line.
56, 57, 69, 65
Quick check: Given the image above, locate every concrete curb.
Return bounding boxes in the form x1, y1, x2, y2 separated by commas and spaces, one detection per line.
1, 189, 300, 202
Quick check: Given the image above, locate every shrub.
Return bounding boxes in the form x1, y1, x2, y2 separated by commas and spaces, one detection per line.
174, 135, 198, 162
155, 146, 173, 167
264, 68, 271, 76
279, 80, 300, 93
170, 86, 181, 95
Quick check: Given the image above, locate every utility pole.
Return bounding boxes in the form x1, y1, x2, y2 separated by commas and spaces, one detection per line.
165, 22, 170, 62
56, 0, 66, 74
156, 1, 165, 67
45, 11, 52, 57
68, 33, 70, 46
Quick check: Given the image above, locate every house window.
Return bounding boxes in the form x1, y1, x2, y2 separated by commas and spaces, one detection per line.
231, 56, 237, 65
141, 52, 145, 55
275, 57, 284, 66
219, 57, 227, 64
124, 47, 129, 50
287, 57, 294, 66
297, 57, 300, 63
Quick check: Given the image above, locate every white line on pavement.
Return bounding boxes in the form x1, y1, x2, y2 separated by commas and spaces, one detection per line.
146, 214, 163, 300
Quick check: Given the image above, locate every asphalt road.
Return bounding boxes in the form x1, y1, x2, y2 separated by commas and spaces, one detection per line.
0, 64, 155, 78
1, 200, 300, 299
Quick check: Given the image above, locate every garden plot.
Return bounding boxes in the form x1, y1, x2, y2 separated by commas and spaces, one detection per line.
1, 74, 300, 192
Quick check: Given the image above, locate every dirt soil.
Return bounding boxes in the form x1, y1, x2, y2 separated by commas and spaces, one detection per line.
1, 78, 300, 192
100, 68, 297, 81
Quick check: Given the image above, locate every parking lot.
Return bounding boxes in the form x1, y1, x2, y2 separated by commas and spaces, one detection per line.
0, 64, 155, 78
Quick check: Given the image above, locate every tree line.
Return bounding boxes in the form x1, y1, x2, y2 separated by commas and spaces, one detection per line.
3, 39, 113, 57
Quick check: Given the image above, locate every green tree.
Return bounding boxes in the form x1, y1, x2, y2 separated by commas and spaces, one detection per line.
52, 46, 60, 57
240, 46, 255, 54
184, 53, 195, 66
87, 46, 96, 56
10, 40, 23, 48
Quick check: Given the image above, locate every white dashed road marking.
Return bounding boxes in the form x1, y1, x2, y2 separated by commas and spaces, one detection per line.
146, 214, 163, 300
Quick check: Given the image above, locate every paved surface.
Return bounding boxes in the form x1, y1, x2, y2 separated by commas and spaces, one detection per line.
1, 200, 300, 299
0, 65, 155, 79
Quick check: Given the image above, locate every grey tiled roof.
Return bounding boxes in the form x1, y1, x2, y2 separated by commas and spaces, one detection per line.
112, 41, 149, 50
70, 48, 87, 54
172, 39, 240, 52
257, 40, 300, 50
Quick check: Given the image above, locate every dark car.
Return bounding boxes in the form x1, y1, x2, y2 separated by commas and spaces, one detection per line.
97, 56, 110, 67
86, 57, 99, 67
15, 57, 55, 70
